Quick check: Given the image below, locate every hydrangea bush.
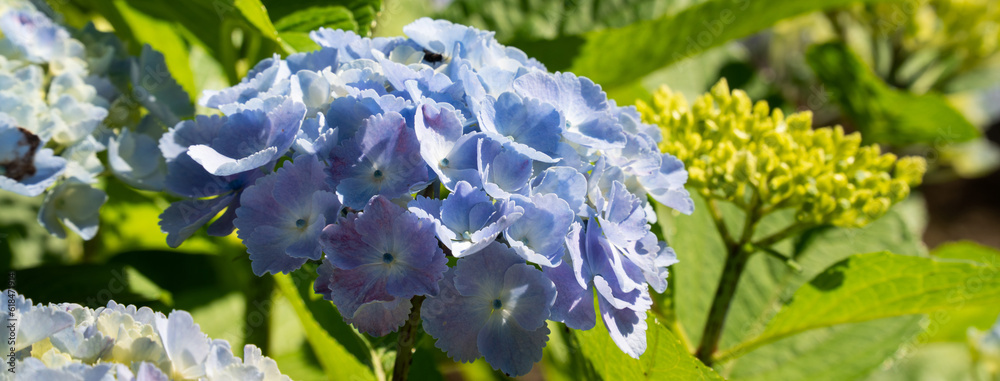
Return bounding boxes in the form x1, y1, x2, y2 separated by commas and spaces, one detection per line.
158, 18, 691, 375
2, 291, 289, 381
0, 0, 191, 240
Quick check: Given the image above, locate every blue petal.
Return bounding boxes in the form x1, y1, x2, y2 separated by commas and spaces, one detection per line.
531, 166, 587, 215
478, 143, 532, 199
345, 298, 412, 337
477, 92, 562, 162
159, 194, 235, 248
453, 241, 525, 298
513, 72, 626, 149
544, 260, 596, 330
477, 314, 549, 377
499, 263, 556, 330
597, 289, 649, 359
131, 45, 194, 126
639, 153, 694, 215
421, 268, 486, 363
504, 194, 574, 267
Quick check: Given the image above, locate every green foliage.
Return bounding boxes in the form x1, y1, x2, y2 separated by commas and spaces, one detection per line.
263, 0, 381, 36
274, 272, 377, 381
565, 0, 902, 88
575, 313, 723, 380
436, 0, 686, 42
658, 189, 928, 377
727, 315, 925, 381
807, 42, 980, 146
730, 250, 1000, 356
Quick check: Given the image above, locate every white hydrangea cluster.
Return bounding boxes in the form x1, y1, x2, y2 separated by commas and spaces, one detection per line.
2, 291, 289, 381
0, 0, 191, 240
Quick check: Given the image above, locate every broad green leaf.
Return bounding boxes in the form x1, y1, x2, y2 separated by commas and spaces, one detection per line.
729, 251, 1000, 357
863, 342, 979, 381
727, 316, 924, 381
111, 0, 197, 97
915, 242, 1000, 343
263, 0, 382, 36
566, 0, 904, 87
806, 42, 979, 145
273, 272, 375, 381
233, 0, 280, 40
575, 313, 723, 380
660, 191, 926, 378
273, 6, 358, 33
437, 0, 694, 42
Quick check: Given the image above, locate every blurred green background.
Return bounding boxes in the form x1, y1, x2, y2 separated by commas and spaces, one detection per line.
5, 0, 1000, 379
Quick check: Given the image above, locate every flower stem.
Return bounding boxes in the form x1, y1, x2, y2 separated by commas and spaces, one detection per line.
392, 295, 425, 381
695, 244, 750, 366
695, 194, 759, 366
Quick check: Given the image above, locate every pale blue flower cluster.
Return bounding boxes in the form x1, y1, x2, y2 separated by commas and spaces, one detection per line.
0, 0, 191, 240
2, 290, 289, 381
162, 18, 691, 375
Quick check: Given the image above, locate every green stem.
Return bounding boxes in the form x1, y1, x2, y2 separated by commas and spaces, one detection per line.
696, 193, 761, 365
392, 295, 425, 381
695, 245, 751, 365
707, 199, 736, 248
244, 274, 273, 354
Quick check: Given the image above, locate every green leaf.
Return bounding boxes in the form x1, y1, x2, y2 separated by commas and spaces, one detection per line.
263, 0, 381, 36
727, 316, 925, 381
566, 0, 905, 87
233, 0, 280, 40
111, 0, 197, 97
863, 342, 979, 381
273, 272, 376, 381
660, 191, 927, 379
274, 6, 358, 33
729, 250, 1000, 357
575, 313, 723, 380
436, 0, 687, 42
806, 42, 979, 145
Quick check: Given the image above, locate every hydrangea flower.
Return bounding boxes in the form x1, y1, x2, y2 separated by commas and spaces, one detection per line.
2, 291, 290, 381
409, 180, 522, 257
544, 219, 658, 358
0, 0, 191, 241
422, 242, 556, 377
235, 154, 341, 275
327, 111, 428, 209
316, 195, 447, 320
172, 17, 692, 373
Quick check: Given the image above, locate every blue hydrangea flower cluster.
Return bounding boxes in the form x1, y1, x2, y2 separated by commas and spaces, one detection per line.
2, 291, 290, 380
161, 18, 692, 376
0, 0, 192, 240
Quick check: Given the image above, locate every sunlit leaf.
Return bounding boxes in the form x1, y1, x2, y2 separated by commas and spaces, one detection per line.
806, 42, 979, 145
576, 313, 722, 380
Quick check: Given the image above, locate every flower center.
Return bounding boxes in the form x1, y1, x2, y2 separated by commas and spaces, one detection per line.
373, 169, 383, 178
492, 299, 503, 309
382, 253, 394, 264
295, 218, 306, 228
439, 158, 449, 167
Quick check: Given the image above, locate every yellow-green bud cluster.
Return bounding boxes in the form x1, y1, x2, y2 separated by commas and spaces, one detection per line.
637, 79, 926, 228
854, 0, 1000, 76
